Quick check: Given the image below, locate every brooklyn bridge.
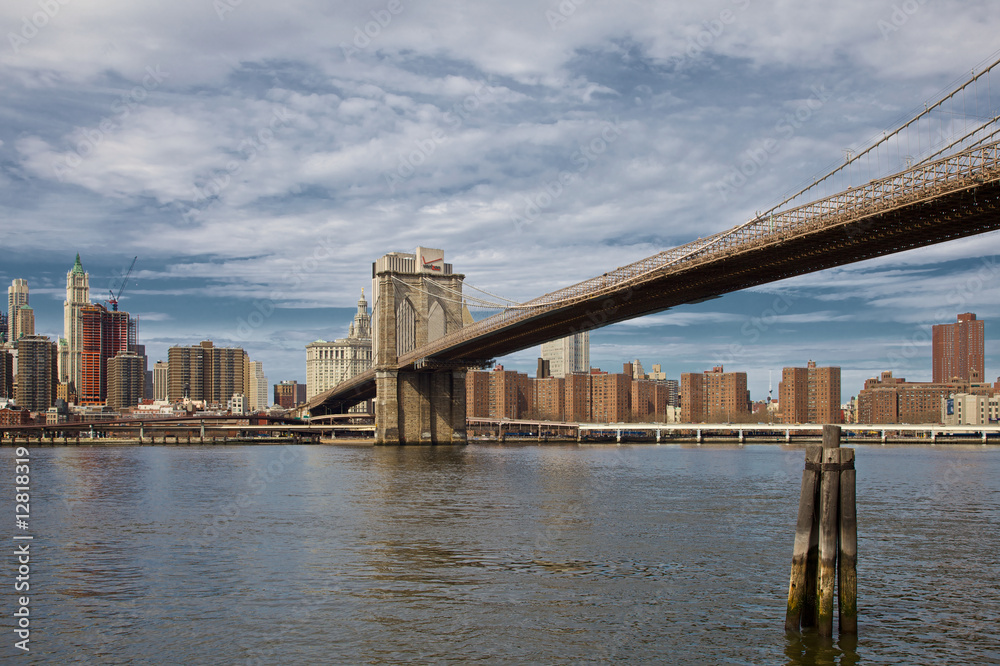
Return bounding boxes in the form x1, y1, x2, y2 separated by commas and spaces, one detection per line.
305, 60, 1000, 444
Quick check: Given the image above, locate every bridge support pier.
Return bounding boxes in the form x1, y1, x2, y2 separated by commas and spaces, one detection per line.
375, 369, 468, 445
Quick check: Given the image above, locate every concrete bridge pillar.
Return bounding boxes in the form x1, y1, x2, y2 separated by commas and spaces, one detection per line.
373, 248, 471, 445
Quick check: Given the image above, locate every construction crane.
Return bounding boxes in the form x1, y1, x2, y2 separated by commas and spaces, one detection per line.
109, 256, 137, 311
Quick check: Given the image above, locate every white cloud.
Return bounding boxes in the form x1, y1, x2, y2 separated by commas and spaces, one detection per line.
4, 0, 1000, 386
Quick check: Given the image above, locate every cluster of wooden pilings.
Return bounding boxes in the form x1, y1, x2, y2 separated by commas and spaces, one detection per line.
785, 425, 857, 637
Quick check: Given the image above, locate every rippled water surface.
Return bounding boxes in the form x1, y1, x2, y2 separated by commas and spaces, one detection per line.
2, 443, 999, 664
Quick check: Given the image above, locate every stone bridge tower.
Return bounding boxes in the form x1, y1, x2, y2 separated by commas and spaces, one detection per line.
372, 247, 469, 445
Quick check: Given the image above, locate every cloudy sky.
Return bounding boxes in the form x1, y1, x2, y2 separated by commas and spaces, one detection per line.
3, 0, 1000, 403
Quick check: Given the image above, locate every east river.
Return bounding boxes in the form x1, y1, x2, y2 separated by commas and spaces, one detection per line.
1, 443, 998, 664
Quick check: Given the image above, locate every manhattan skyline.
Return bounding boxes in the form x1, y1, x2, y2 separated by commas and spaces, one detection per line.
3, 2, 1000, 401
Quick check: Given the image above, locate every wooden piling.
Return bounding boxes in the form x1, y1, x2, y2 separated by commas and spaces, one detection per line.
816, 445, 841, 637
817, 426, 842, 636
785, 445, 822, 632
838, 447, 858, 634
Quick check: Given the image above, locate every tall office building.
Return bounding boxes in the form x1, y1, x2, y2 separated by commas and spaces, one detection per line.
167, 341, 249, 405
107, 351, 144, 411
63, 254, 91, 387
7, 279, 29, 342
681, 366, 748, 423
132, 344, 152, 400
153, 361, 169, 401
305, 290, 372, 401
779, 360, 841, 423
78, 303, 134, 405
932, 313, 985, 383
15, 306, 34, 339
15, 335, 58, 412
0, 349, 12, 399
248, 360, 268, 411
0, 312, 6, 344
540, 332, 590, 378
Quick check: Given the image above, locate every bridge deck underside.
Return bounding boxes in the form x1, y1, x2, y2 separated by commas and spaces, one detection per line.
310, 179, 1000, 415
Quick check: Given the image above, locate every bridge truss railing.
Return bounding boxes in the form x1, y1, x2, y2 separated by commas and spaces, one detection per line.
398, 140, 1000, 368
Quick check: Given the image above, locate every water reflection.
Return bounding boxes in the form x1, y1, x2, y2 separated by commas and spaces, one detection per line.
783, 631, 861, 666
1, 444, 997, 663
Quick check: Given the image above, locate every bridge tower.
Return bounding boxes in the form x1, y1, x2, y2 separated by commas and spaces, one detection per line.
372, 248, 469, 445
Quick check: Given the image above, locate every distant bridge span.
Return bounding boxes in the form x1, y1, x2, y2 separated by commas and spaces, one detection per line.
306, 141, 1000, 416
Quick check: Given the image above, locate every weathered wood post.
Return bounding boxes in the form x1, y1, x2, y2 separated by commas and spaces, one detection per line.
786, 424, 855, 636
838, 447, 858, 634
816, 426, 841, 637
785, 445, 822, 631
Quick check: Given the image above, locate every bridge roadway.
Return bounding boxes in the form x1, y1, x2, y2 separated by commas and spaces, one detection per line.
308, 141, 1000, 414
0, 414, 375, 443
471, 418, 1000, 444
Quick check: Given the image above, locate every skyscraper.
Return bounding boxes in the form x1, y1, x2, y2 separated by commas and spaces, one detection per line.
932, 313, 985, 383
540, 331, 590, 378
0, 349, 13, 400
167, 340, 249, 404
15, 306, 34, 339
248, 360, 268, 411
15, 335, 58, 412
63, 254, 91, 387
107, 351, 144, 411
153, 361, 169, 401
127, 344, 152, 400
306, 289, 372, 401
78, 303, 134, 405
7, 279, 29, 342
